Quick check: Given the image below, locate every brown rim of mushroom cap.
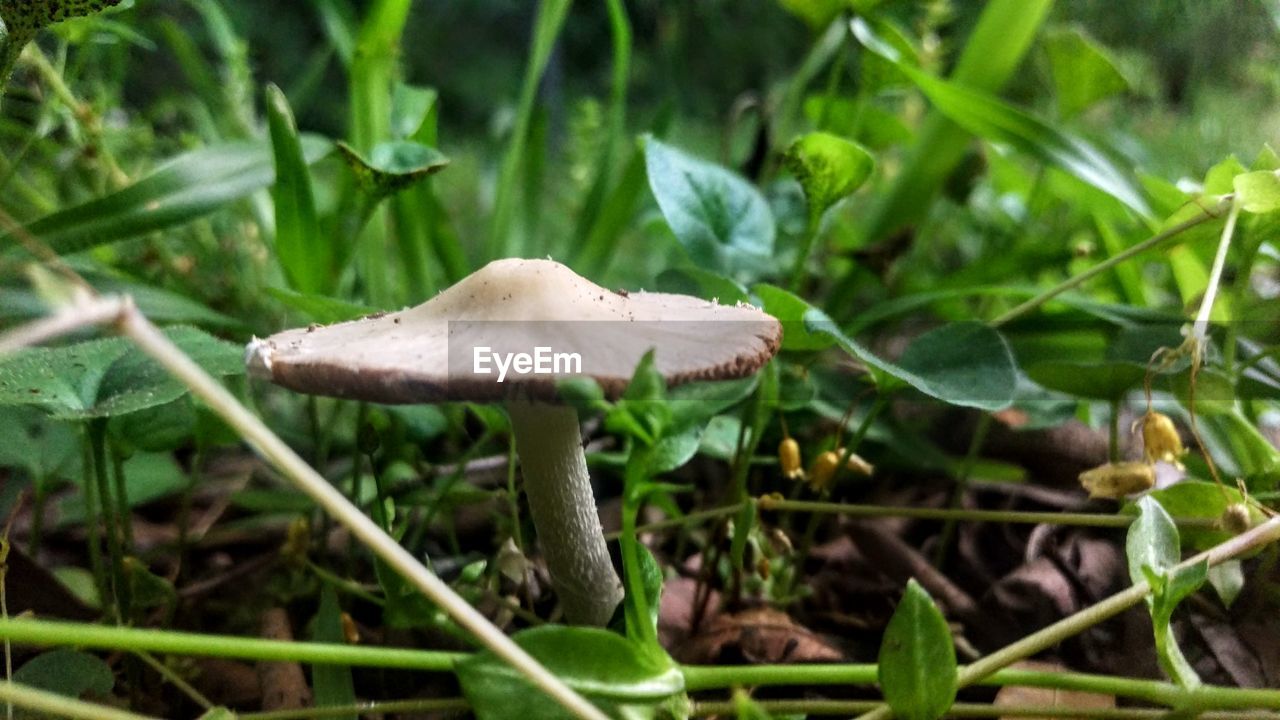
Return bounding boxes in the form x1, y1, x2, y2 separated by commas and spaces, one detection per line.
246, 259, 782, 403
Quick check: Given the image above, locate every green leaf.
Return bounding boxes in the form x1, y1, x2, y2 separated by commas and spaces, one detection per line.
109, 397, 196, 453
1196, 411, 1280, 481
0, 269, 240, 329
311, 587, 357, 719
455, 626, 683, 720
1042, 28, 1128, 118
810, 312, 1016, 410
12, 649, 113, 708
1, 137, 333, 257
0, 406, 79, 481
1126, 496, 1180, 586
667, 375, 759, 431
1207, 561, 1244, 607
621, 544, 665, 648
783, 131, 874, 221
877, 579, 957, 720
1137, 481, 1261, 551
644, 137, 775, 279
265, 286, 376, 324
1024, 360, 1146, 401
0, 326, 243, 420
266, 83, 327, 294
58, 452, 189, 523
123, 556, 177, 612
336, 140, 449, 197
895, 323, 1019, 409
752, 284, 836, 352
850, 19, 1150, 218
655, 268, 750, 305
647, 425, 703, 474
390, 83, 440, 141
1233, 171, 1280, 214
1, 0, 124, 35
1147, 558, 1207, 689
776, 0, 846, 29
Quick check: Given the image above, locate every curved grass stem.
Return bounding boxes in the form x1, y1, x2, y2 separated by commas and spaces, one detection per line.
989, 196, 1232, 328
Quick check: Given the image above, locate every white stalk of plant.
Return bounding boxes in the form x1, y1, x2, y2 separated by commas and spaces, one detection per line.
1189, 197, 1241, 366
0, 294, 609, 720
0, 680, 160, 720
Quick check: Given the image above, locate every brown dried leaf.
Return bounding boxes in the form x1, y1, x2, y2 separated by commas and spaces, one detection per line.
678, 607, 842, 665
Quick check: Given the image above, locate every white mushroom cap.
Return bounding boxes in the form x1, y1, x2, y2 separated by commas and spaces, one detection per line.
247, 259, 782, 402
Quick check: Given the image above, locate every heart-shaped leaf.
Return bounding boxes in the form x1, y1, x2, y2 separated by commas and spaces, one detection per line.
783, 131, 874, 221
0, 326, 243, 420
12, 649, 114, 707
808, 310, 1017, 410
644, 137, 775, 279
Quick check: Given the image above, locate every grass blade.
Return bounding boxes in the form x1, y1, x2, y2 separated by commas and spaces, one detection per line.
266, 84, 327, 295
486, 0, 572, 260
1, 137, 332, 257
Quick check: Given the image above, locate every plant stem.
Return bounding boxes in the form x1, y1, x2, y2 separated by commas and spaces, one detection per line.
20, 45, 129, 188
621, 454, 656, 647
758, 498, 1216, 529
989, 197, 1232, 327
6, 616, 1279, 714
0, 681, 158, 720
1191, 198, 1240, 350
933, 412, 992, 565
77, 426, 107, 604
603, 502, 745, 541
241, 698, 471, 720
692, 699, 1280, 718
1109, 398, 1121, 462
681, 663, 1280, 709
789, 210, 821, 291
132, 651, 213, 711
0, 617, 463, 670
88, 420, 126, 618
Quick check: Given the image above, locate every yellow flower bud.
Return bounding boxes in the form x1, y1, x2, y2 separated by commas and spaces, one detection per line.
1142, 411, 1185, 469
1078, 461, 1156, 499
807, 450, 840, 492
779, 437, 805, 481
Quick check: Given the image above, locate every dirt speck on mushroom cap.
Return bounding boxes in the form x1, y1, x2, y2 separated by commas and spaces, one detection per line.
246, 259, 782, 403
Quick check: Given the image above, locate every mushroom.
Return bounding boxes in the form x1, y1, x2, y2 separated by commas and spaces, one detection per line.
246, 259, 781, 625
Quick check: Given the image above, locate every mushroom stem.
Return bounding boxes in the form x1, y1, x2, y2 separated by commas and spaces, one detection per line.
506, 399, 623, 626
